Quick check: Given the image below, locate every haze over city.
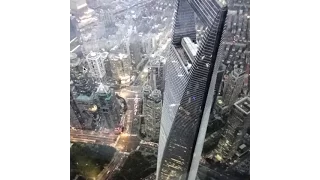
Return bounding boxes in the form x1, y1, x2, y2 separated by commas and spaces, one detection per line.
70, 0, 250, 179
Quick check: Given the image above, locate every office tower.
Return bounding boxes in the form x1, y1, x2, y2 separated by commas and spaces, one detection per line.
104, 10, 115, 26
70, 0, 88, 17
109, 54, 123, 81
213, 97, 250, 163
109, 53, 131, 84
70, 53, 97, 129
95, 83, 121, 129
156, 0, 227, 179
149, 59, 164, 91
222, 68, 245, 107
70, 53, 95, 97
142, 34, 157, 55
142, 88, 162, 142
86, 51, 108, 83
129, 33, 143, 67
214, 96, 229, 116
118, 53, 132, 81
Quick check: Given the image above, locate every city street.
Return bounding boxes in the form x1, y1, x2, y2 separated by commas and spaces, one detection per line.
118, 86, 143, 135
70, 129, 118, 146
115, 133, 141, 153
97, 152, 128, 180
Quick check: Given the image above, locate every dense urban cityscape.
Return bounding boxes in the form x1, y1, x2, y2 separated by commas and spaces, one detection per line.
70, 0, 250, 179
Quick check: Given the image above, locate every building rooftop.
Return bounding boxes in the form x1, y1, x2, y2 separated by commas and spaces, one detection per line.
101, 52, 109, 59
232, 68, 246, 77
234, 97, 250, 115
76, 94, 94, 102
87, 51, 101, 60
96, 83, 110, 94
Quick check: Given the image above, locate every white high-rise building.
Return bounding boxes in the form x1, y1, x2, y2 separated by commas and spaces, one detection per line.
86, 51, 107, 82
70, 0, 88, 17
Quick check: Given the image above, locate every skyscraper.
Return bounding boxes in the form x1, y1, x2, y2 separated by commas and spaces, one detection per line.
70, 52, 97, 129
222, 68, 245, 107
129, 33, 143, 67
86, 51, 108, 83
70, 0, 88, 17
142, 88, 162, 142
109, 53, 131, 84
70, 53, 95, 97
149, 59, 164, 91
156, 0, 227, 179
95, 83, 121, 129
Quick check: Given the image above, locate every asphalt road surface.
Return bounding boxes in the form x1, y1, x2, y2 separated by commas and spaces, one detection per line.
70, 129, 118, 146
97, 152, 128, 180
115, 134, 141, 153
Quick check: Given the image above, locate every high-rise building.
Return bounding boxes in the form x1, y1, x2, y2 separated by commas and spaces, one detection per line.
213, 97, 250, 163
70, 0, 88, 17
109, 53, 131, 84
156, 0, 227, 179
214, 96, 229, 116
142, 88, 162, 142
70, 52, 97, 129
149, 59, 164, 91
142, 34, 157, 55
222, 68, 245, 107
109, 54, 123, 80
86, 51, 108, 83
94, 83, 121, 129
119, 53, 132, 78
71, 53, 92, 94
129, 33, 143, 67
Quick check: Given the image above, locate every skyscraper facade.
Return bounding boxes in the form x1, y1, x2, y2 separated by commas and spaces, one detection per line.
70, 53, 95, 96
94, 83, 121, 129
142, 88, 162, 142
109, 53, 131, 84
86, 51, 108, 83
70, 0, 88, 17
222, 68, 245, 107
156, 0, 227, 179
70, 52, 97, 129
129, 33, 143, 67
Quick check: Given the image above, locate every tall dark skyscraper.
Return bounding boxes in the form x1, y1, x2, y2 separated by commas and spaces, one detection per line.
157, 0, 228, 179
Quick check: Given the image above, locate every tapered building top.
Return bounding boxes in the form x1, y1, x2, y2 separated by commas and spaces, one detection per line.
156, 0, 228, 180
